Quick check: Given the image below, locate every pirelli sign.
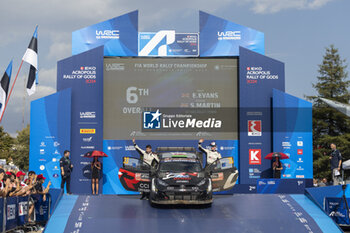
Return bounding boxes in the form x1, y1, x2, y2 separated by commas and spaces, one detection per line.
80, 129, 96, 134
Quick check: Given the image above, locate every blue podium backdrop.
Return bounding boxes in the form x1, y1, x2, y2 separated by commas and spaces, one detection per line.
272, 89, 313, 179
103, 140, 239, 194
28, 10, 315, 194
29, 88, 72, 188
72, 10, 138, 56
239, 47, 285, 185
199, 11, 264, 57
57, 46, 104, 194
138, 31, 199, 57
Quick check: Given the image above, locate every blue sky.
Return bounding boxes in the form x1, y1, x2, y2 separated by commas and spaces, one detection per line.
0, 0, 348, 135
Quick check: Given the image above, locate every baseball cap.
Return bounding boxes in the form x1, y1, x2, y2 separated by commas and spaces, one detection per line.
16, 171, 26, 177
37, 174, 46, 180
210, 142, 216, 147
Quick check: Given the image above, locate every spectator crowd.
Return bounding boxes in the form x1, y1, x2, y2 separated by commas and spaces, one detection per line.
0, 164, 51, 222
313, 178, 330, 187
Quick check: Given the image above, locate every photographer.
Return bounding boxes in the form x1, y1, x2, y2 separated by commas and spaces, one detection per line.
327, 143, 342, 185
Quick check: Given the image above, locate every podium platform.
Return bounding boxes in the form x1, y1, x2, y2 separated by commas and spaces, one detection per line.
45, 194, 340, 233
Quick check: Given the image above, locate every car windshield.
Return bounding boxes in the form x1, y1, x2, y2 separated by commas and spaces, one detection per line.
159, 161, 202, 172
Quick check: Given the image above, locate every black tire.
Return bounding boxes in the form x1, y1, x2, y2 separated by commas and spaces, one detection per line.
203, 203, 212, 208
149, 200, 158, 208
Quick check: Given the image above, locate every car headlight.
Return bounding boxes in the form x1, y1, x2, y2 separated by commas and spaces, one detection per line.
157, 179, 168, 186
207, 179, 212, 192
197, 179, 207, 186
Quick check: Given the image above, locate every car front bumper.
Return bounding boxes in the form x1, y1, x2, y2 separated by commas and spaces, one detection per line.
150, 189, 212, 205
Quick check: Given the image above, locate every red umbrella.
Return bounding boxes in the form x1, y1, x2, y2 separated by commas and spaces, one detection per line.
265, 152, 289, 160
84, 150, 108, 158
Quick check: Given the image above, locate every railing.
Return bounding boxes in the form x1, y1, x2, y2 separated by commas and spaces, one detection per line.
0, 194, 52, 232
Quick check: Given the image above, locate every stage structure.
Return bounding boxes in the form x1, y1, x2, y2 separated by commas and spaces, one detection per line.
29, 10, 313, 194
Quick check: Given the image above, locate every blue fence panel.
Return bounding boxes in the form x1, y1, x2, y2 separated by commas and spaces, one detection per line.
0, 195, 52, 231
33, 194, 51, 222
5, 197, 18, 231
17, 196, 29, 226
0, 198, 4, 232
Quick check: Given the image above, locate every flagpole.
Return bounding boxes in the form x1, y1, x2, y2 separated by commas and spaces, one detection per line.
0, 60, 24, 123
22, 74, 26, 129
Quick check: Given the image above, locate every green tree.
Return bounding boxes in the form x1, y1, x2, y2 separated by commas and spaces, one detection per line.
0, 126, 14, 160
11, 125, 30, 170
307, 45, 350, 180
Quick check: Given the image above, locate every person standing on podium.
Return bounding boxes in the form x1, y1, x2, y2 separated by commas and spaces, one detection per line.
132, 138, 159, 200
272, 156, 283, 178
60, 150, 73, 194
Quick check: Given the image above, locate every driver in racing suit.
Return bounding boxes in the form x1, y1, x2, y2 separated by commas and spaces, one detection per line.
198, 138, 222, 166
132, 137, 159, 199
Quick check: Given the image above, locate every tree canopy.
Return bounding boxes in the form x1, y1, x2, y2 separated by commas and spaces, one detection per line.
307, 45, 350, 180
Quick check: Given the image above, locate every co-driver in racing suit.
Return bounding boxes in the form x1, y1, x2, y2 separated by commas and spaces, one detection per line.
132, 137, 159, 199
198, 138, 222, 166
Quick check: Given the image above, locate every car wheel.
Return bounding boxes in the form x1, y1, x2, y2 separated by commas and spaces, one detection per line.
203, 203, 212, 208
149, 200, 158, 208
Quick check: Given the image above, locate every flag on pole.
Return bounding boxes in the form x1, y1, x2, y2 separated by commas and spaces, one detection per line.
22, 26, 38, 96
0, 61, 13, 118
319, 98, 350, 118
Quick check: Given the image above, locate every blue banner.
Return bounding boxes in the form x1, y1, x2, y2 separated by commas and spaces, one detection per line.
103, 139, 238, 194
29, 89, 72, 188
239, 47, 285, 185
57, 46, 104, 194
199, 11, 264, 57
325, 197, 350, 225
0, 198, 3, 231
272, 89, 313, 179
256, 178, 311, 194
5, 197, 17, 231
72, 10, 138, 56
17, 196, 29, 226
138, 31, 199, 56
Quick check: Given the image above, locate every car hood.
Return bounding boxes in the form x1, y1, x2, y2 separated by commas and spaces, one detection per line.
158, 172, 204, 185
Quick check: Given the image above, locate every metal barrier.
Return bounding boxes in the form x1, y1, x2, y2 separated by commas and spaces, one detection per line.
0, 194, 52, 233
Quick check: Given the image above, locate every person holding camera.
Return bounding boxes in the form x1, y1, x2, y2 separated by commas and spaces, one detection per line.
327, 143, 342, 185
